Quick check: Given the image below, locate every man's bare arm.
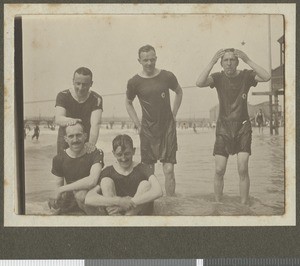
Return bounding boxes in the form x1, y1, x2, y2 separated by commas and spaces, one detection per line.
125, 98, 141, 132
89, 109, 102, 145
172, 85, 183, 118
131, 175, 163, 206
85, 185, 136, 210
196, 49, 225, 88
55, 106, 82, 126
234, 49, 271, 82
57, 163, 102, 195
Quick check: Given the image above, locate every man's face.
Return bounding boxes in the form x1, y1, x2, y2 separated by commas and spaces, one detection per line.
113, 145, 135, 170
138, 50, 157, 76
221, 52, 238, 76
73, 73, 93, 99
64, 124, 87, 153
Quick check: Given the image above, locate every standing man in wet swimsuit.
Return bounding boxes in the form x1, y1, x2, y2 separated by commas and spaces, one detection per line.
196, 48, 270, 204
125, 45, 183, 196
255, 108, 265, 134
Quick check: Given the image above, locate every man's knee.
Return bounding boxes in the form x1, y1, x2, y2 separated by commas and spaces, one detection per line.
163, 163, 174, 176
215, 165, 226, 178
100, 177, 114, 189
137, 180, 151, 194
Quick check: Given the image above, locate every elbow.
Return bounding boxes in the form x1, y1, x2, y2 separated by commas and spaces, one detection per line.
265, 74, 271, 82
196, 80, 204, 88
89, 179, 98, 189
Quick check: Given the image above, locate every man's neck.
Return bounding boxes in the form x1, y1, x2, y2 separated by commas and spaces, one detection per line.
140, 68, 160, 78
224, 70, 240, 78
70, 89, 90, 103
113, 161, 137, 176
66, 147, 86, 158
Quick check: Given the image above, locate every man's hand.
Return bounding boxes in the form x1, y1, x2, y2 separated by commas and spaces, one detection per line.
48, 188, 63, 210
234, 49, 250, 64
211, 49, 225, 65
84, 142, 96, 154
106, 206, 124, 215
66, 118, 82, 127
118, 196, 136, 211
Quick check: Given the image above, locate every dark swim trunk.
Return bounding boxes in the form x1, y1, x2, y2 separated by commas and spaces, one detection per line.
213, 120, 252, 158
140, 120, 177, 165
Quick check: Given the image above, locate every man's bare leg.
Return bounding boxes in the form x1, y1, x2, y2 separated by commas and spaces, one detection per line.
101, 177, 121, 215
74, 190, 106, 215
237, 152, 250, 204
125, 180, 152, 215
162, 163, 175, 196
214, 155, 228, 202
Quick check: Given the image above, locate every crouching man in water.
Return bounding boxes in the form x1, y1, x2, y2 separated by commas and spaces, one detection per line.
48, 121, 105, 215
85, 134, 163, 215
196, 48, 270, 204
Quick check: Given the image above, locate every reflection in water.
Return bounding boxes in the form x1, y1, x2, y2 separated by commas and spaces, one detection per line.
25, 128, 284, 216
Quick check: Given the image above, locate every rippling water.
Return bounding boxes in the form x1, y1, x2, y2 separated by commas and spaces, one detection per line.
25, 127, 284, 216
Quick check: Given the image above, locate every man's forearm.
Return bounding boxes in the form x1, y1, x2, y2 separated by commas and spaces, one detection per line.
246, 59, 271, 82
172, 91, 183, 118
131, 188, 162, 206
196, 61, 215, 87
88, 124, 100, 145
55, 116, 80, 127
125, 100, 141, 129
59, 176, 97, 194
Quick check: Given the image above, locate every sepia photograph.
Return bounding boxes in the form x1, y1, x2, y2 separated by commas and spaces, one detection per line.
4, 4, 295, 226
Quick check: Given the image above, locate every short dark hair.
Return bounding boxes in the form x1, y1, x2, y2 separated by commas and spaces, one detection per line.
112, 134, 133, 151
65, 121, 85, 135
221, 48, 238, 64
138, 45, 156, 58
73, 67, 93, 80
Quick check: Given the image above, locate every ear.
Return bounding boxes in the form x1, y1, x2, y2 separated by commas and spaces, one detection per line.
83, 132, 87, 141
90, 81, 93, 87
64, 135, 68, 142
138, 58, 141, 64
236, 58, 239, 66
133, 147, 136, 155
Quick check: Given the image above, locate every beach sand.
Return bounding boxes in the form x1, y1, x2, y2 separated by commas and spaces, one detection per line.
24, 126, 284, 216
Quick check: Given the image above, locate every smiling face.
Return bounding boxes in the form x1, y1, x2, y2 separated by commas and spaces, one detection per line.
113, 145, 136, 170
221, 51, 239, 77
73, 72, 93, 99
64, 123, 87, 153
138, 49, 157, 76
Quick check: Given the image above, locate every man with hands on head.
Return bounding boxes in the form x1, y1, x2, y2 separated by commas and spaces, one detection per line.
55, 67, 103, 154
49, 122, 105, 215
196, 48, 271, 204
85, 134, 163, 215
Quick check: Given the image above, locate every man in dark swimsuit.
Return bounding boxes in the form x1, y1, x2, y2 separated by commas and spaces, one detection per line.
55, 67, 103, 154
31, 125, 40, 140
125, 45, 183, 196
196, 48, 271, 204
85, 134, 162, 215
49, 122, 105, 215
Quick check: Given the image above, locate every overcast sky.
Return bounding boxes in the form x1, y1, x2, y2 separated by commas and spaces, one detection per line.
23, 14, 283, 118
